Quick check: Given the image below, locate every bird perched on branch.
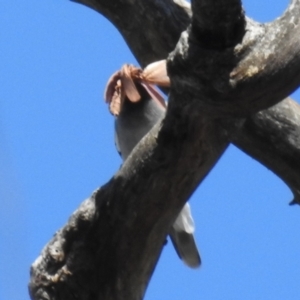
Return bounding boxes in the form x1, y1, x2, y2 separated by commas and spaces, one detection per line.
104, 60, 201, 268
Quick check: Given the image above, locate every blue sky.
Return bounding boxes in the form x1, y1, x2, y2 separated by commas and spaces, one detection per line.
1, 0, 299, 299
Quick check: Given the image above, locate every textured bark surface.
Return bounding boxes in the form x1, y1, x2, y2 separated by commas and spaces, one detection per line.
29, 115, 229, 300
29, 0, 300, 299
233, 98, 300, 204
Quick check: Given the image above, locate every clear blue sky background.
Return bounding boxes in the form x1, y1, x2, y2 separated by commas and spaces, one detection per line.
1, 0, 300, 299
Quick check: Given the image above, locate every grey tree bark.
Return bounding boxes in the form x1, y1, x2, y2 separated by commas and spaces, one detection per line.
29, 0, 300, 299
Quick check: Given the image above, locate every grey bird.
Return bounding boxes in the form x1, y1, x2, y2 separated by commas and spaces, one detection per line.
104, 61, 201, 268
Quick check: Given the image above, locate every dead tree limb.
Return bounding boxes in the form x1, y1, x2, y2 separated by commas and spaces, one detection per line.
232, 98, 300, 204
29, 0, 300, 299
71, 0, 300, 201
29, 113, 230, 300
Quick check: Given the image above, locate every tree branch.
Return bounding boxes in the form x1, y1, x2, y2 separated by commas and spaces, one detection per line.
169, 0, 300, 115
191, 0, 245, 48
69, 0, 300, 201
29, 0, 300, 299
30, 113, 229, 300
232, 98, 300, 204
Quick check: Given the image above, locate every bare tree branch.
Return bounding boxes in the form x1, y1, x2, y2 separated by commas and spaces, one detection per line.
191, 0, 245, 48
70, 0, 300, 200
232, 98, 300, 204
30, 114, 229, 300
29, 0, 300, 299
169, 1, 300, 115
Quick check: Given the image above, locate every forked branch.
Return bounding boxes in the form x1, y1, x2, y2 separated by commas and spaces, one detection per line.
29, 1, 300, 299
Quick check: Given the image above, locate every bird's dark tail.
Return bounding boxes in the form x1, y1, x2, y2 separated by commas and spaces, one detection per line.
170, 228, 201, 268
169, 203, 201, 268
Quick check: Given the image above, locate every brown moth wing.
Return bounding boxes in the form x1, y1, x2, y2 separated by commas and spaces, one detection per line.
121, 65, 141, 102
109, 79, 125, 116
104, 70, 121, 104
140, 82, 167, 109
143, 60, 170, 87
